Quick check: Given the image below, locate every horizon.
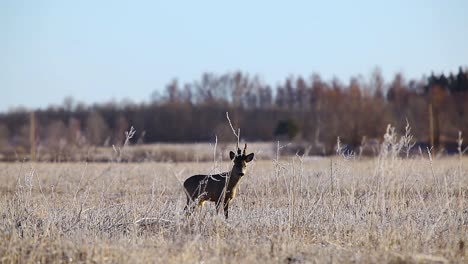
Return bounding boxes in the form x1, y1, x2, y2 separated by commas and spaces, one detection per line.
1, 0, 468, 112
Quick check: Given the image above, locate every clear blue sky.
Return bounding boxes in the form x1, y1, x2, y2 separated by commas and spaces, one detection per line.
1, 0, 467, 112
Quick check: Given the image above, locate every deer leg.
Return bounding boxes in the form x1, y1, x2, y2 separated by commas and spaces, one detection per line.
184, 196, 192, 217
215, 200, 222, 215
223, 199, 230, 219
184, 194, 200, 217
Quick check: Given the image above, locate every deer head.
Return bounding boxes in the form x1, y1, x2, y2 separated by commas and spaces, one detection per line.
229, 144, 254, 177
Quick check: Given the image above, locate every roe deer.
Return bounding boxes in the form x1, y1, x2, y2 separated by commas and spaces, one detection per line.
183, 144, 254, 219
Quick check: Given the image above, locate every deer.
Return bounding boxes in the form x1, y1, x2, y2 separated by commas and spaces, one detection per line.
183, 144, 254, 219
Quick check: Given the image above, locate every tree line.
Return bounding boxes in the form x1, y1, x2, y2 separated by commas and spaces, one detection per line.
0, 67, 467, 158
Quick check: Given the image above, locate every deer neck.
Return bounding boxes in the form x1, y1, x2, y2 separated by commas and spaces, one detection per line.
227, 168, 243, 188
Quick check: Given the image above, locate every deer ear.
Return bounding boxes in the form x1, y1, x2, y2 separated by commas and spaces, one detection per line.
245, 153, 254, 163
229, 151, 236, 160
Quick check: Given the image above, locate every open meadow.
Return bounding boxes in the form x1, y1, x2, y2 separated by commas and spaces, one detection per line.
2, 1, 468, 263
0, 148, 467, 264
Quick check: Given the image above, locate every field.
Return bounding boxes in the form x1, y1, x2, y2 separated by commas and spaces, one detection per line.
0, 151, 467, 263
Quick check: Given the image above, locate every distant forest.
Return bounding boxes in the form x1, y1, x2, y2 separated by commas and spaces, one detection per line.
1, 67, 467, 157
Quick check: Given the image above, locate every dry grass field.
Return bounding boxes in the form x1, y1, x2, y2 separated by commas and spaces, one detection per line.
0, 148, 467, 263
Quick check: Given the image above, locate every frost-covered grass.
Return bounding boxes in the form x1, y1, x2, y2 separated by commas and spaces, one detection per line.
0, 123, 466, 263
1, 148, 467, 263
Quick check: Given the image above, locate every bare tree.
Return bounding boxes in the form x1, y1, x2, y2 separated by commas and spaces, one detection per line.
86, 111, 109, 146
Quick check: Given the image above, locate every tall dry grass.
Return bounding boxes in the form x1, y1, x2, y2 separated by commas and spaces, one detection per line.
0, 128, 467, 263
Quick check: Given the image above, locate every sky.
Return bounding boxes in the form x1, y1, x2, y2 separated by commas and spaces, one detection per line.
1, 0, 467, 112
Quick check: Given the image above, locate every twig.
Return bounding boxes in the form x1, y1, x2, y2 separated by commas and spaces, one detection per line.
226, 112, 240, 149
